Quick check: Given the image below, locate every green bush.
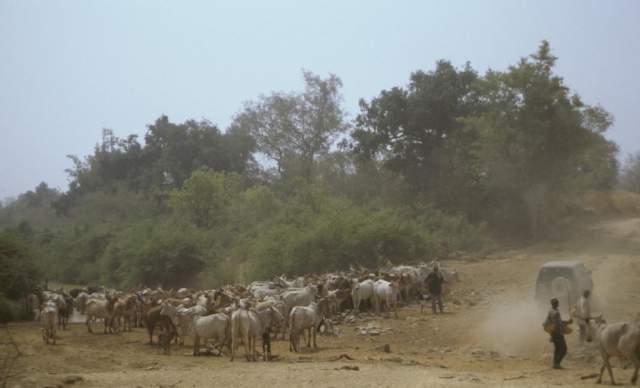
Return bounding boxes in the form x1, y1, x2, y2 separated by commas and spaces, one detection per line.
1, 174, 493, 290
0, 232, 41, 300
0, 294, 23, 323
243, 185, 484, 280
99, 221, 208, 288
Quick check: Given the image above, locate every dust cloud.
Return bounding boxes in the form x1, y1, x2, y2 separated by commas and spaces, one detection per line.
589, 256, 639, 321
475, 296, 548, 357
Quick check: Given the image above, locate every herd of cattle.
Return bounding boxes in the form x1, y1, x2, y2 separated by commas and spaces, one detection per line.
27, 259, 640, 385
30, 261, 457, 361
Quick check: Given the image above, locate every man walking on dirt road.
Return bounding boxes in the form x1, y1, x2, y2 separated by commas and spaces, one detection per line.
425, 264, 446, 313
545, 297, 573, 369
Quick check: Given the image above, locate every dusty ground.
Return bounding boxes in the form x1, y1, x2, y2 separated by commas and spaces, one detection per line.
2, 217, 640, 388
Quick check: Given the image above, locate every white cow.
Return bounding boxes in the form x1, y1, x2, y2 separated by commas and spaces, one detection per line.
160, 303, 207, 346
75, 291, 89, 315
41, 300, 58, 345
351, 279, 374, 314
289, 302, 321, 352
192, 313, 231, 356
373, 279, 399, 318
281, 286, 317, 316
247, 282, 283, 299
230, 306, 283, 362
587, 316, 640, 385
85, 296, 117, 334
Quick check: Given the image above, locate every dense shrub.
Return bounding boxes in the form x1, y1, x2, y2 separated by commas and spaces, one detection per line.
0, 232, 41, 300
243, 185, 487, 280
99, 221, 208, 288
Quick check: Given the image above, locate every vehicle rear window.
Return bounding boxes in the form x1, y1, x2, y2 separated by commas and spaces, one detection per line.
537, 267, 576, 282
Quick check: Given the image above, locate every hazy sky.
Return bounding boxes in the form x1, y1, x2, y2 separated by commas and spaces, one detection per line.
1, 0, 639, 199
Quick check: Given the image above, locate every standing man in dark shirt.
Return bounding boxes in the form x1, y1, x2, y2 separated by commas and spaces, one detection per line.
425, 264, 446, 313
545, 297, 573, 369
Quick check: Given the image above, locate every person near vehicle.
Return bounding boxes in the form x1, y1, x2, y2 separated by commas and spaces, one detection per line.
425, 264, 446, 313
545, 297, 573, 369
575, 289, 592, 342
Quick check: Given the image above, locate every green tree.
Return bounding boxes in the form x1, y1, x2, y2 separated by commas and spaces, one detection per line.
0, 182, 61, 230
351, 60, 481, 211
467, 41, 618, 234
55, 117, 255, 215
99, 221, 206, 288
143, 117, 254, 188
169, 169, 242, 229
620, 152, 640, 193
0, 232, 41, 300
232, 71, 348, 180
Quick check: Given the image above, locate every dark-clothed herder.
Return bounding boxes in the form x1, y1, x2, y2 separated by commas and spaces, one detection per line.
425, 266, 446, 313
545, 297, 572, 369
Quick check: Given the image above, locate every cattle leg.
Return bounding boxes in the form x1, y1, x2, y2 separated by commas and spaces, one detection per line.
597, 363, 605, 384
243, 334, 251, 362
262, 331, 270, 361
266, 330, 272, 361
295, 332, 300, 352
193, 335, 200, 356
289, 331, 294, 352
312, 326, 317, 348
630, 354, 639, 384
606, 361, 616, 385
251, 335, 257, 362
290, 330, 298, 353
601, 355, 616, 385
230, 336, 236, 361
148, 325, 154, 344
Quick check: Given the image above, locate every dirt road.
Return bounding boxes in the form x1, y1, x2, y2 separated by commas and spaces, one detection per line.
3, 218, 640, 387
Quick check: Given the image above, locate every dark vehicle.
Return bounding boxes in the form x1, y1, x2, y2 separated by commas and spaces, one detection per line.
534, 261, 593, 307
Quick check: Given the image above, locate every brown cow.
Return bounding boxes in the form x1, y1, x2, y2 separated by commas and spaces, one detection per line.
144, 305, 177, 345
